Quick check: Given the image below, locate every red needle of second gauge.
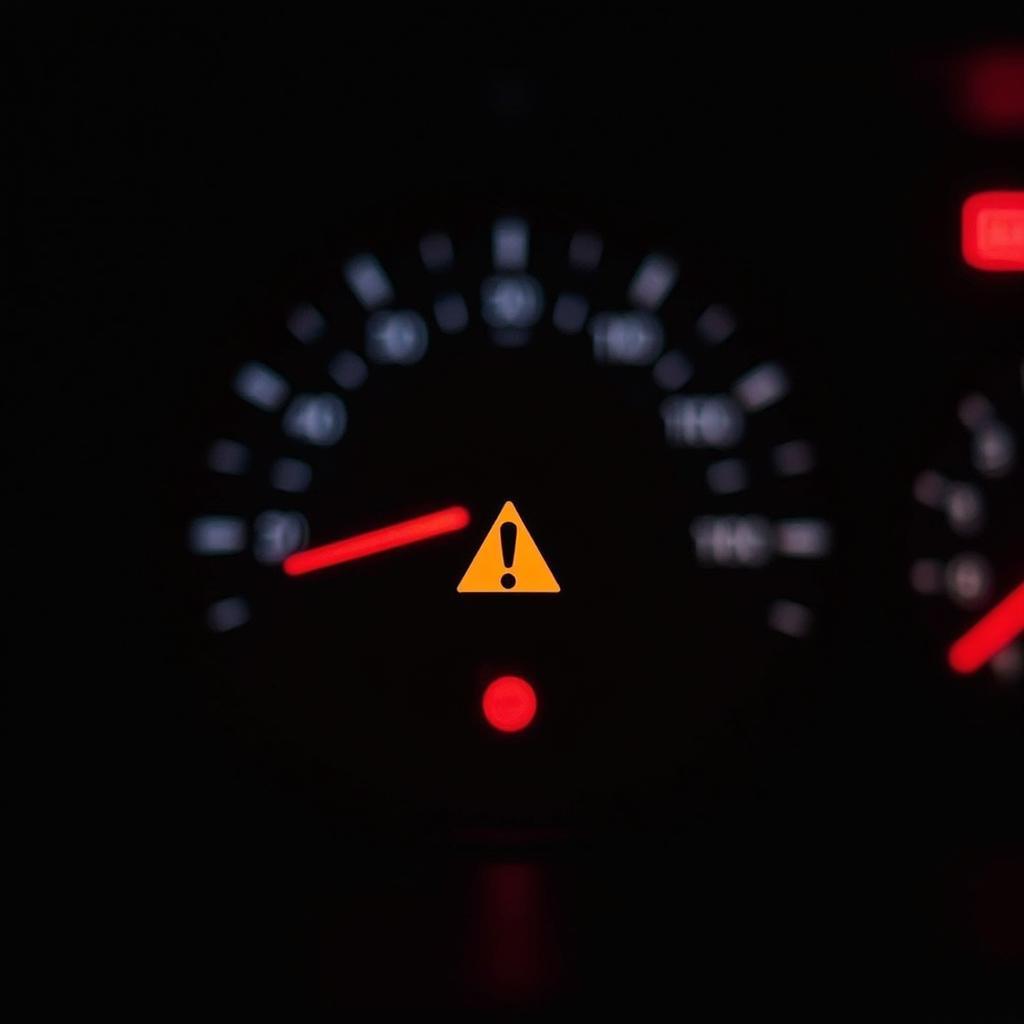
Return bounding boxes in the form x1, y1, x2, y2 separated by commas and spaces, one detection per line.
948, 581, 1024, 674
283, 505, 470, 576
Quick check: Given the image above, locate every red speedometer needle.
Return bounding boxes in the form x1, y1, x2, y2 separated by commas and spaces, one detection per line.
283, 505, 471, 576
948, 581, 1024, 675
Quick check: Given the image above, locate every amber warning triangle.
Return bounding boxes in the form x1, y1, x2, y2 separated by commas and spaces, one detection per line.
457, 502, 560, 593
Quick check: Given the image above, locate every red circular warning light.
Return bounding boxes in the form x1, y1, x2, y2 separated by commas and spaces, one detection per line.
482, 676, 537, 733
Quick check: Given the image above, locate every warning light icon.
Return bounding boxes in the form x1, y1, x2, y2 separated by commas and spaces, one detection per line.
457, 501, 560, 593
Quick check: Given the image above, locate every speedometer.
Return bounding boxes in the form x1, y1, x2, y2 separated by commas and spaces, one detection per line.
185, 212, 834, 820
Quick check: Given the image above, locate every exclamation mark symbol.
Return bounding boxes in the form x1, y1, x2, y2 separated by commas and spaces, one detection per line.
500, 521, 517, 590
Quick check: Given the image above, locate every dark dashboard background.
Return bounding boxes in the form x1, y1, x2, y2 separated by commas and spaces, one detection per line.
11, 13, 1024, 1015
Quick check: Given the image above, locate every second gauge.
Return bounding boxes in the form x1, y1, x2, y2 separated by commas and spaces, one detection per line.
911, 355, 1024, 689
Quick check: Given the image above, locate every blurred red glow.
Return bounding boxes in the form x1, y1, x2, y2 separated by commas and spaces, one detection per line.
957, 48, 1024, 135
466, 862, 559, 1004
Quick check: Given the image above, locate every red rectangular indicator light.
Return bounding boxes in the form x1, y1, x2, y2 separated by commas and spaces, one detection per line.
962, 191, 1024, 271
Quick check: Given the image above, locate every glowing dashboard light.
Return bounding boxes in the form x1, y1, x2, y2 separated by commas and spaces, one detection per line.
482, 676, 537, 733
282, 505, 470, 576
962, 192, 1024, 271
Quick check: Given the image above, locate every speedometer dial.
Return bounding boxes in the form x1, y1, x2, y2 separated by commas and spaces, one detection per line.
185, 212, 834, 821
